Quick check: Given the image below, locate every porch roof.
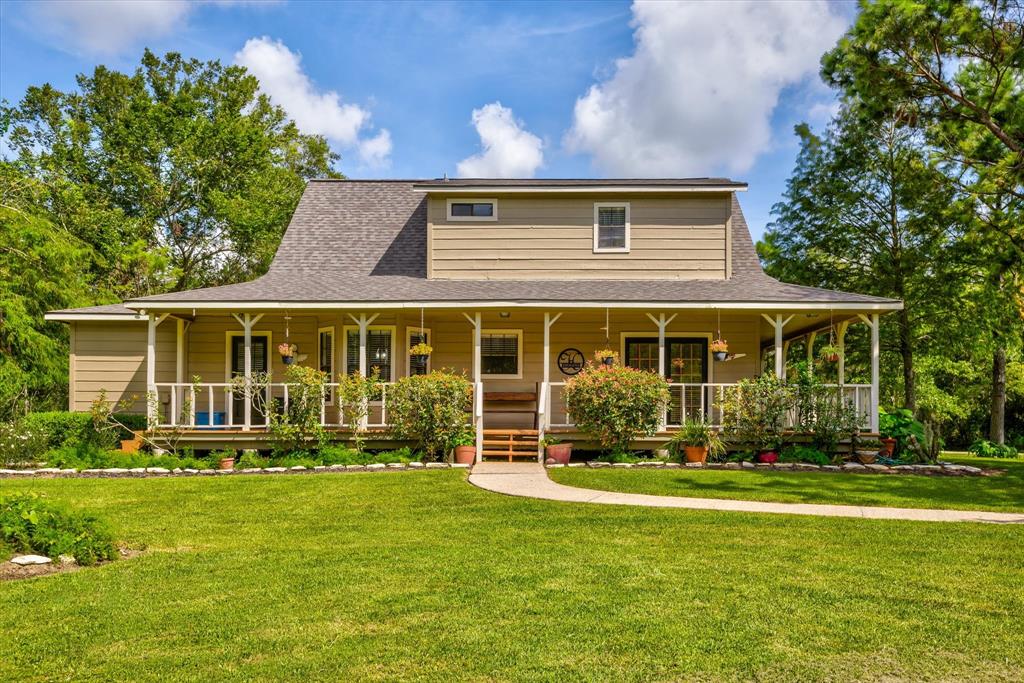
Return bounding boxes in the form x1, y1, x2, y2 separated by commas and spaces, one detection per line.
48, 180, 901, 318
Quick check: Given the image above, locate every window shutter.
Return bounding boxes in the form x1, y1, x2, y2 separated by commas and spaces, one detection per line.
346, 330, 359, 375
320, 331, 333, 374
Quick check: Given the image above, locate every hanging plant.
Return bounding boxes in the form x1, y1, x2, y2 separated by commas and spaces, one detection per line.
593, 348, 619, 367
277, 343, 298, 365
710, 338, 729, 362
819, 343, 842, 363
408, 342, 433, 363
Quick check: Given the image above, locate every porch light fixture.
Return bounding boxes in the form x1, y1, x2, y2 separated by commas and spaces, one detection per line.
499, 311, 510, 318
374, 347, 389, 362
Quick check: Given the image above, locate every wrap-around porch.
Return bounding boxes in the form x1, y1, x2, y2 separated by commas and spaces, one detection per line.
141, 306, 882, 459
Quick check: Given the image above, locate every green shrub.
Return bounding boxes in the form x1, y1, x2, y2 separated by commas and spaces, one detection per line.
0, 420, 49, 466
372, 447, 420, 464
879, 408, 926, 454
792, 368, 863, 454
779, 445, 831, 466
387, 371, 473, 461
968, 440, 1019, 459
563, 364, 670, 454
268, 365, 331, 456
720, 374, 795, 452
0, 493, 118, 565
318, 445, 367, 465
236, 451, 270, 469
44, 445, 211, 471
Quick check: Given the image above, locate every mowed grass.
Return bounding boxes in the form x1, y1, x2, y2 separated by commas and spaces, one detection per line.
551, 455, 1024, 514
2, 472, 1023, 682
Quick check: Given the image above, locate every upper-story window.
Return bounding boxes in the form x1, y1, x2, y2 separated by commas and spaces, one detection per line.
593, 202, 630, 253
447, 198, 497, 221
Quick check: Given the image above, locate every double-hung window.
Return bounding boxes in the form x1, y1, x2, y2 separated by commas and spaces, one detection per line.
345, 328, 393, 381
481, 330, 522, 379
593, 202, 630, 253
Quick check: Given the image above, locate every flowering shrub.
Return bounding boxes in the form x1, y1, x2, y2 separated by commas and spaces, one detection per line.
387, 371, 473, 461
0, 421, 48, 466
563, 364, 669, 454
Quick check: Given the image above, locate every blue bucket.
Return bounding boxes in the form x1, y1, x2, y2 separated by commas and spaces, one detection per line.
194, 411, 227, 428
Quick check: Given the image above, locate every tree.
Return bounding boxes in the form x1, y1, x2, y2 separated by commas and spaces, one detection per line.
4, 49, 340, 293
761, 107, 958, 411
822, 0, 1023, 443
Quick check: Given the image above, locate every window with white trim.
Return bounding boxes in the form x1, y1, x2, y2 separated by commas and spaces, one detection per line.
447, 198, 497, 221
318, 326, 335, 405
593, 202, 630, 252
481, 330, 522, 378
407, 328, 430, 377
344, 328, 393, 381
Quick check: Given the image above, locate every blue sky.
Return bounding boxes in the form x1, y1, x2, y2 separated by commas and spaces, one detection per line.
0, 0, 856, 241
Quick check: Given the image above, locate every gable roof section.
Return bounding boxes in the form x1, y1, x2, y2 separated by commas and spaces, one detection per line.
119, 180, 899, 309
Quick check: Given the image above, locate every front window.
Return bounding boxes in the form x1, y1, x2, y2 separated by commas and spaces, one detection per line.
481, 330, 522, 378
594, 202, 630, 252
345, 328, 393, 381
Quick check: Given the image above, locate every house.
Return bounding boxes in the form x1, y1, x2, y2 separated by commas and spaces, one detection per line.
45, 179, 901, 460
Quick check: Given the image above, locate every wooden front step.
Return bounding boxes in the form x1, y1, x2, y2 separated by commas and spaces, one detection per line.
480, 429, 539, 462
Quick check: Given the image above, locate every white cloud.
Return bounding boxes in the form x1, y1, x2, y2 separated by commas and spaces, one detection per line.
565, 0, 848, 177
456, 103, 544, 178
235, 37, 391, 167
32, 0, 192, 55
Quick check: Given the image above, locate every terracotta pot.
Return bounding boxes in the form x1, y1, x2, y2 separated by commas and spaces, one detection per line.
218, 457, 235, 471
120, 438, 141, 454
823, 353, 840, 363
545, 443, 573, 465
757, 451, 779, 464
881, 437, 897, 457
713, 351, 728, 362
683, 445, 708, 463
454, 445, 476, 465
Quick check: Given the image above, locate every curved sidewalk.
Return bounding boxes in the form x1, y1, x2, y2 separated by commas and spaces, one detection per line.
468, 462, 1024, 524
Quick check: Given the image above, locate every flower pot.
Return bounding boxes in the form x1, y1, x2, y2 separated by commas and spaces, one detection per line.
823, 353, 840, 363
880, 437, 897, 457
757, 451, 778, 464
857, 451, 877, 465
601, 356, 615, 367
545, 443, 573, 465
454, 445, 477, 465
683, 445, 708, 463
218, 457, 235, 470
282, 355, 295, 365
120, 438, 141, 454
713, 351, 728, 362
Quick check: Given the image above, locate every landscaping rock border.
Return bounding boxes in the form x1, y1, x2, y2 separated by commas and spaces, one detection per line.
548, 461, 988, 476
0, 463, 470, 479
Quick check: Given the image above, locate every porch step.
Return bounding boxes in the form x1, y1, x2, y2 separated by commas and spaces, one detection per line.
480, 429, 540, 462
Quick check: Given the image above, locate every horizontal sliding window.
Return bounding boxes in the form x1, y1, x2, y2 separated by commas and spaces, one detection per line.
447, 198, 497, 221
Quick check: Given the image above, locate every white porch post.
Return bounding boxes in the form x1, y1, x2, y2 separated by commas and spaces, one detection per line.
646, 313, 676, 427
836, 321, 849, 385
232, 313, 264, 432
462, 312, 483, 461
540, 312, 562, 461
859, 313, 880, 432
146, 313, 168, 426
762, 314, 793, 381
347, 313, 379, 429
176, 318, 185, 384
806, 331, 817, 375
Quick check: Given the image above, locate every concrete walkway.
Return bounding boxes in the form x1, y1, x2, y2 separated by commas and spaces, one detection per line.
468, 462, 1024, 524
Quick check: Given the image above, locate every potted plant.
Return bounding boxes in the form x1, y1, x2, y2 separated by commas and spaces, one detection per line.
541, 435, 573, 465
710, 338, 729, 362
593, 348, 618, 367
408, 341, 433, 365
450, 428, 477, 465
819, 343, 842, 363
670, 418, 725, 464
277, 343, 298, 365
213, 448, 236, 470
878, 408, 924, 457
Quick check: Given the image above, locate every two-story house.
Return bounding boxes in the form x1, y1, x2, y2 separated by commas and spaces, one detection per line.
46, 179, 901, 460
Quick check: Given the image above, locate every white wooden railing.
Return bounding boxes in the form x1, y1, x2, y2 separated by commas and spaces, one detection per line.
542, 382, 873, 432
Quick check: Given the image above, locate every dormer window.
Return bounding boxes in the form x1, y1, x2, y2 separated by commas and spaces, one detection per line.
593, 202, 630, 253
447, 198, 497, 221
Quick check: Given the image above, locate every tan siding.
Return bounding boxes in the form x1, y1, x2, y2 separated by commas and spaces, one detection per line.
428, 193, 731, 280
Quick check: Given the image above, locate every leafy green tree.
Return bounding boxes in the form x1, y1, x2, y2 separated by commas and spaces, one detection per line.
4, 49, 340, 292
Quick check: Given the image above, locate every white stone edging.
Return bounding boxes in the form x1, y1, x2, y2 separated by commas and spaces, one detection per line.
0, 463, 468, 479
545, 461, 987, 476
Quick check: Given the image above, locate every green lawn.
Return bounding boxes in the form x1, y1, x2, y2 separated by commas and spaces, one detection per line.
2, 472, 1023, 681
551, 455, 1024, 514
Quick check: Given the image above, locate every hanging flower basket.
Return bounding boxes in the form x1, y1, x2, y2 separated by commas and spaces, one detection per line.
819, 344, 842, 363
710, 338, 729, 362
278, 343, 297, 364
593, 348, 618, 367
408, 342, 433, 365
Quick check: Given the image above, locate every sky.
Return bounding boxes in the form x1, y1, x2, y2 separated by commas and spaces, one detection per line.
0, 0, 857, 241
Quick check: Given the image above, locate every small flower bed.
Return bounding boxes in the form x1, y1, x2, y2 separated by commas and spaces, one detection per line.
1, 493, 118, 566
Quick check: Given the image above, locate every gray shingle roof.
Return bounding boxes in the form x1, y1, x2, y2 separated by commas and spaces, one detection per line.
122, 180, 897, 307
47, 303, 142, 316
412, 178, 748, 189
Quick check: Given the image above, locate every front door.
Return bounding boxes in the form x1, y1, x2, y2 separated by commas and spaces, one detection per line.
231, 334, 269, 426
625, 337, 708, 424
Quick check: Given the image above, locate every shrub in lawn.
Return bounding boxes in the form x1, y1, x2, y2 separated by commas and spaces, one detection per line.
969, 439, 1019, 459
387, 371, 473, 461
268, 365, 331, 456
0, 420, 49, 466
720, 374, 795, 453
563, 364, 669, 454
779, 445, 831, 466
0, 493, 118, 565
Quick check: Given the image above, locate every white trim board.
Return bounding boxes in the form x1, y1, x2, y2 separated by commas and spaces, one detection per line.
124, 300, 903, 312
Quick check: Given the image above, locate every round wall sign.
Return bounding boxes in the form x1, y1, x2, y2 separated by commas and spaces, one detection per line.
557, 348, 585, 376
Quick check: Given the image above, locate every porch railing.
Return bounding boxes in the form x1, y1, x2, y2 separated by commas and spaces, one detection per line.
543, 381, 873, 432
